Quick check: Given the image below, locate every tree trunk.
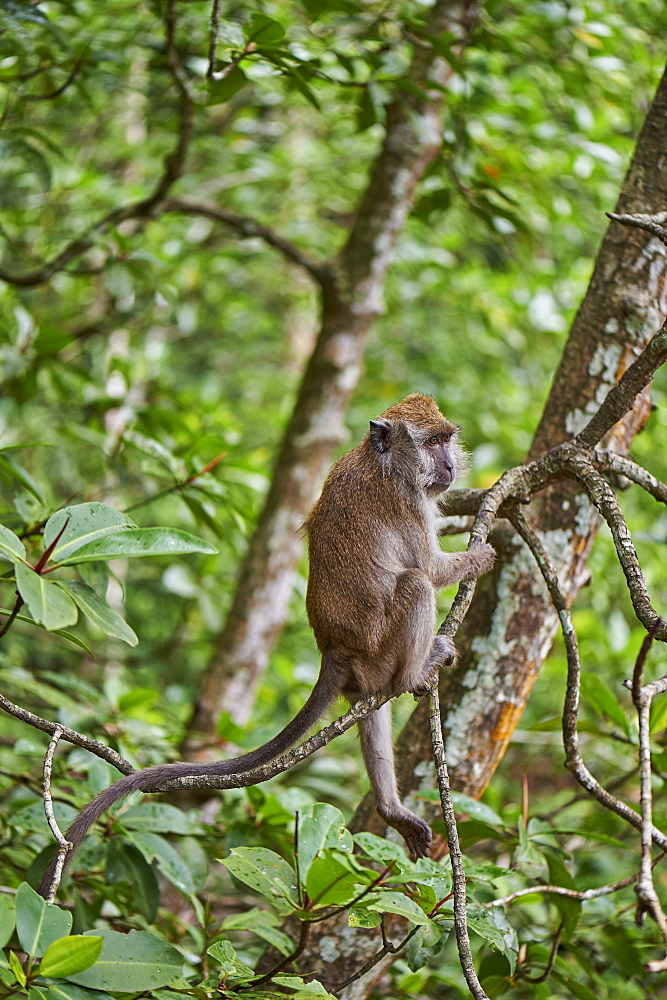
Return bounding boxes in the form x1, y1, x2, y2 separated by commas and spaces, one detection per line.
189, 0, 481, 738
297, 65, 667, 996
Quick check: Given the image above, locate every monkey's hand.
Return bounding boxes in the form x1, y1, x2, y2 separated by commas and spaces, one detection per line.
461, 541, 495, 581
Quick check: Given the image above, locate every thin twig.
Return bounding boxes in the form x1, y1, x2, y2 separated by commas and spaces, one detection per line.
161, 196, 331, 286
507, 506, 667, 850
489, 874, 639, 908
0, 593, 24, 640
522, 920, 563, 984
427, 682, 489, 1000
42, 727, 73, 903
0, 692, 134, 774
629, 626, 667, 972
249, 919, 310, 988
592, 450, 667, 505
563, 454, 667, 640
207, 0, 223, 78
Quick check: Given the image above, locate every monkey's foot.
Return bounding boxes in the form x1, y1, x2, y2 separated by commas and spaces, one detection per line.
378, 805, 432, 859
428, 635, 457, 669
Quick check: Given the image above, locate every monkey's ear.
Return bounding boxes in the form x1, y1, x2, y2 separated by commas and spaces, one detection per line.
369, 419, 392, 453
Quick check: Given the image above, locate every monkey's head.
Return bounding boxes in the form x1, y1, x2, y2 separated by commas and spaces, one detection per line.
368, 394, 465, 496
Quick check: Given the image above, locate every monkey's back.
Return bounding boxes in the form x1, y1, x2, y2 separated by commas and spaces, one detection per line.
304, 441, 429, 655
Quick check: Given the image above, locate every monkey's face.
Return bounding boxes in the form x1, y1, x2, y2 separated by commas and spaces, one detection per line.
420, 429, 459, 494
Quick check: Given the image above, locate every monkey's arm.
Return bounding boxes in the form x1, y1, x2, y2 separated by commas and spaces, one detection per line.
429, 542, 495, 590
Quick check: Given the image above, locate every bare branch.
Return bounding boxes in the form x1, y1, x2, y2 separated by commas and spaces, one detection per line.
0, 692, 134, 775
564, 454, 667, 639
427, 682, 489, 1000
592, 450, 667, 504
607, 211, 667, 243
489, 874, 639, 908
161, 197, 331, 285
42, 727, 73, 904
575, 323, 667, 449
508, 506, 667, 851
629, 628, 667, 972
207, 0, 223, 78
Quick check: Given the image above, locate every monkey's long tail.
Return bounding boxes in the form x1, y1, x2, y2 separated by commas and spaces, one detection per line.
38, 670, 340, 898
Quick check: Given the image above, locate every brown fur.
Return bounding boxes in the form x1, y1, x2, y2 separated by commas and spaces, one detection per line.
39, 394, 494, 896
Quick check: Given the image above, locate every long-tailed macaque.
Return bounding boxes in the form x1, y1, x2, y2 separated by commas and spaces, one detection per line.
39, 394, 494, 896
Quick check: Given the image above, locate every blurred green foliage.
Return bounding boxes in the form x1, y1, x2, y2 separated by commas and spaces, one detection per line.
1, 0, 667, 997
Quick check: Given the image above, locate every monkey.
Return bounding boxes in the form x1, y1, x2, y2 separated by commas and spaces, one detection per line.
38, 393, 494, 897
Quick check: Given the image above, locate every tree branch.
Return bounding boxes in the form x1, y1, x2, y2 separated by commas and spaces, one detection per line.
161, 197, 331, 285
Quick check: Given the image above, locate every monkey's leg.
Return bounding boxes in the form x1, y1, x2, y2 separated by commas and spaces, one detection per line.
386, 569, 441, 696
359, 703, 432, 858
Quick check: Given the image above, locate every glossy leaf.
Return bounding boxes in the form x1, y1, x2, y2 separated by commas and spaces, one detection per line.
44, 503, 136, 564
220, 847, 297, 913
59, 580, 137, 646
66, 929, 181, 991
15, 882, 73, 958
15, 563, 78, 630
53, 527, 217, 565
0, 523, 27, 564
39, 936, 103, 978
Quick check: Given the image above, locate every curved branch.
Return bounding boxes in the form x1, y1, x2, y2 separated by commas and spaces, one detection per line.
161, 197, 331, 286
0, 692, 134, 775
564, 454, 667, 638
508, 506, 667, 851
592, 450, 667, 504
575, 323, 667, 449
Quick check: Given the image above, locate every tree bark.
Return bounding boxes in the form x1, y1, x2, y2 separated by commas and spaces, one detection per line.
189, 0, 481, 738
297, 65, 667, 995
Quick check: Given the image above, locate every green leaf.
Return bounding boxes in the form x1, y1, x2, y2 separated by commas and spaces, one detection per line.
28, 984, 111, 1000
297, 803, 352, 880
54, 527, 217, 565
104, 842, 159, 922
58, 581, 137, 646
15, 563, 78, 630
306, 853, 367, 907
15, 883, 73, 957
0, 610, 92, 652
207, 940, 255, 981
366, 891, 430, 925
0, 453, 43, 501
0, 523, 27, 563
444, 791, 503, 826
348, 907, 381, 928
208, 67, 248, 105
354, 831, 411, 865
44, 503, 136, 564
127, 831, 197, 895
467, 905, 518, 972
0, 895, 16, 948
9, 949, 26, 986
39, 936, 103, 978
121, 802, 202, 835
221, 908, 294, 957
220, 847, 297, 913
245, 12, 285, 45
66, 929, 182, 990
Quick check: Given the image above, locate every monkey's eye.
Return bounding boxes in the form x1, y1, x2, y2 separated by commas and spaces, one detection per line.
443, 434, 452, 443
427, 435, 440, 445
